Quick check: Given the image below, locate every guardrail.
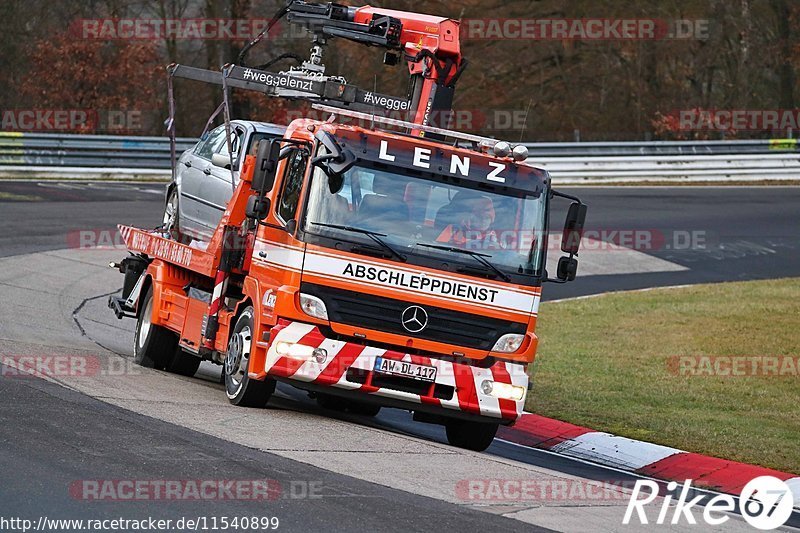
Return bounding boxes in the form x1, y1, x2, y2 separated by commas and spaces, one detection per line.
524, 138, 800, 182
1, 132, 798, 182
529, 153, 800, 182
0, 132, 195, 169
524, 138, 799, 156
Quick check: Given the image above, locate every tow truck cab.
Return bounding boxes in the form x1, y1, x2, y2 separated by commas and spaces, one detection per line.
227, 116, 583, 449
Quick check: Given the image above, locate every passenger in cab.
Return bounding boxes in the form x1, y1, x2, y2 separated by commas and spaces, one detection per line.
435, 193, 501, 250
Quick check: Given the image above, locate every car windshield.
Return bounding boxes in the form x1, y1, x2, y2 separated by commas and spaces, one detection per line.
303, 162, 547, 282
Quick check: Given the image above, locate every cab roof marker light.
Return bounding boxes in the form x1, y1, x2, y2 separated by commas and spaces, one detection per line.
313, 103, 533, 162
312, 103, 503, 148
493, 141, 511, 158
512, 145, 529, 161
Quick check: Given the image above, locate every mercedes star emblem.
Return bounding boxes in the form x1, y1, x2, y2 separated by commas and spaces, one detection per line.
401, 305, 429, 333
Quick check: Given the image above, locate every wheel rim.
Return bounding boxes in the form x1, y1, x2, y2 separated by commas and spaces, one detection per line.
225, 325, 252, 392
163, 192, 177, 230
137, 298, 152, 349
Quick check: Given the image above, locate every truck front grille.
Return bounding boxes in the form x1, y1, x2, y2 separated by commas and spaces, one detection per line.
301, 282, 526, 351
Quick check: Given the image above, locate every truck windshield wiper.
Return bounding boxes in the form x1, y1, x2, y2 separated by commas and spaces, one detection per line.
310, 222, 407, 262
415, 243, 511, 283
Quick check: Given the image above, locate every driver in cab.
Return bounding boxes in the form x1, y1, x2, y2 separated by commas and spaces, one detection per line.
435, 193, 501, 251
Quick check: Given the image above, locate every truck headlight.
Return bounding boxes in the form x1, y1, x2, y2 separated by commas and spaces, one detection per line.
275, 341, 327, 362
299, 293, 328, 320
480, 379, 526, 401
492, 333, 524, 353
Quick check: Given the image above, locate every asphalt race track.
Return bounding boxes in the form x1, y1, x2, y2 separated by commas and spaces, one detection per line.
0, 372, 545, 532
546, 186, 800, 299
1, 181, 798, 532
2, 183, 798, 298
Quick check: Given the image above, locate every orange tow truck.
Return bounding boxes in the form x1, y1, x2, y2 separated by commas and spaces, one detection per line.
109, 1, 587, 451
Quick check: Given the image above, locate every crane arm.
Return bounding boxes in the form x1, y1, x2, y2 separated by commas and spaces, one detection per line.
282, 1, 466, 134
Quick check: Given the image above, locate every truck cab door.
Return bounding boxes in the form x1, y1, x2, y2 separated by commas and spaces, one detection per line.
250, 148, 311, 324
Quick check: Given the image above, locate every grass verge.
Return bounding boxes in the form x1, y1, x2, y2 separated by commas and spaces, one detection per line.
526, 278, 800, 474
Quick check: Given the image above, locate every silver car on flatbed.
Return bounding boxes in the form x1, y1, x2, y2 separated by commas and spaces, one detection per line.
163, 120, 285, 241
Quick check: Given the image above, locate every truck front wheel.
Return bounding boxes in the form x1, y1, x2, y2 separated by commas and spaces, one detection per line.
224, 307, 275, 407
445, 419, 499, 452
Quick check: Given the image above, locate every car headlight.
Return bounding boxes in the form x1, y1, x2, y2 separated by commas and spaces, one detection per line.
299, 293, 328, 320
492, 333, 525, 353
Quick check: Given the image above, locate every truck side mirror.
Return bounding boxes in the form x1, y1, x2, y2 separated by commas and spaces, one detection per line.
312, 131, 356, 182
545, 194, 587, 284
561, 202, 587, 255
245, 195, 271, 221
327, 147, 356, 175
556, 256, 578, 281
251, 139, 281, 193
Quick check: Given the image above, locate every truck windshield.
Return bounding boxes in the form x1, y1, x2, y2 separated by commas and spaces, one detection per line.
303, 163, 547, 283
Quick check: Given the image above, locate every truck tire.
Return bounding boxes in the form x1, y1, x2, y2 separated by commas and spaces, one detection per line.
134, 287, 176, 370
165, 348, 201, 377
224, 307, 275, 407
445, 420, 499, 452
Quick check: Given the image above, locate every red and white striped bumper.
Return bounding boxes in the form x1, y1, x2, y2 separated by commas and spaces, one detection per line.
263, 320, 529, 422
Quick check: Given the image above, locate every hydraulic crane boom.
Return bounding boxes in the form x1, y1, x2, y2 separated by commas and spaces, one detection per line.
349, 5, 465, 133
242, 1, 466, 135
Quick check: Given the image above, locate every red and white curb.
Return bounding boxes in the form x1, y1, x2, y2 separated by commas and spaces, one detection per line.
498, 413, 800, 509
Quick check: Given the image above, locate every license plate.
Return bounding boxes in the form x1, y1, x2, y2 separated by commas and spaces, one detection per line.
374, 357, 437, 382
